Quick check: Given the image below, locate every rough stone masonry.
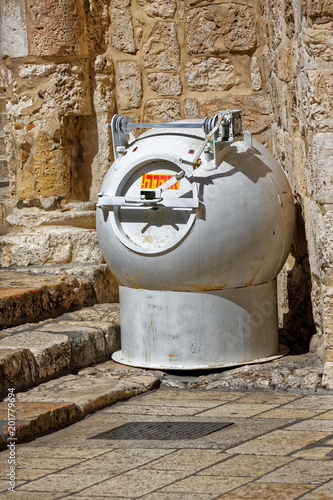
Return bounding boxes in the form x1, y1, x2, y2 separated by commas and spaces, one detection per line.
0, 0, 332, 384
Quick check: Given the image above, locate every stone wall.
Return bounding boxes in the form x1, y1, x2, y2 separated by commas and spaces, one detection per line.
260, 0, 333, 379
0, 0, 332, 370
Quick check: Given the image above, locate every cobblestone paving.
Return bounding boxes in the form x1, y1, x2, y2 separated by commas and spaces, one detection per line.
0, 388, 332, 499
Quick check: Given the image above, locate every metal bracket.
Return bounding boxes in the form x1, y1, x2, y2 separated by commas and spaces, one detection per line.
96, 194, 199, 209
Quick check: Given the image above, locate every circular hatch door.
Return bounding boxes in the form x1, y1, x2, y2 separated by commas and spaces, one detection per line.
110, 159, 198, 254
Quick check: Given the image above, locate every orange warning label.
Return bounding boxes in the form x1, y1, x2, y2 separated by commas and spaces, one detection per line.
140, 173, 180, 190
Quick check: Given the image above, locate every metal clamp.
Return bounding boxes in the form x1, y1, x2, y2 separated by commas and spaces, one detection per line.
96, 193, 199, 210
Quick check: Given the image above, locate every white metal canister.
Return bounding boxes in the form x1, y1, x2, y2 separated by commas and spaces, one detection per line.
96, 111, 295, 369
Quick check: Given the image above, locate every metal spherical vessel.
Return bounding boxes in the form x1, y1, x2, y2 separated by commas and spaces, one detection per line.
97, 111, 295, 370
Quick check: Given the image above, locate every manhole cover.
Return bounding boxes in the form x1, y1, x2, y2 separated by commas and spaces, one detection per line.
89, 421, 233, 441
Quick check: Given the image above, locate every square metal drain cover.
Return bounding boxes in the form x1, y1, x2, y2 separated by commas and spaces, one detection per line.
89, 421, 233, 441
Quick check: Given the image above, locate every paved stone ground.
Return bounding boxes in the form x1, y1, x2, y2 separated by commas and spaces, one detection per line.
0, 388, 333, 499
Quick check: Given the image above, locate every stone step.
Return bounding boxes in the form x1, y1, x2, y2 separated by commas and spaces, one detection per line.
0, 263, 119, 329
0, 303, 122, 401
0, 360, 159, 448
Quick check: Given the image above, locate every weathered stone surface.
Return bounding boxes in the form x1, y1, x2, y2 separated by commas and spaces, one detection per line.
157, 353, 323, 391
0, 348, 36, 395
0, 331, 71, 380
322, 362, 333, 388
143, 22, 180, 70
186, 57, 234, 92
144, 99, 181, 123
26, 263, 119, 303
0, 0, 28, 57
137, 0, 177, 18
85, 0, 109, 53
110, 0, 136, 53
0, 271, 95, 328
0, 401, 77, 445
251, 56, 262, 91
115, 62, 142, 110
0, 229, 104, 267
64, 303, 120, 323
184, 98, 199, 119
41, 322, 107, 368
94, 54, 115, 110
6, 206, 96, 230
0, 303, 121, 397
15, 361, 159, 415
307, 0, 333, 18
304, 199, 333, 279
186, 4, 257, 55
267, 0, 283, 49
291, 135, 307, 199
306, 70, 333, 131
276, 44, 293, 83
46, 61, 91, 116
12, 60, 91, 119
148, 73, 182, 96
18, 135, 71, 200
303, 22, 333, 62
322, 281, 333, 361
309, 133, 333, 204
199, 95, 271, 135
0, 286, 43, 328
26, 0, 86, 56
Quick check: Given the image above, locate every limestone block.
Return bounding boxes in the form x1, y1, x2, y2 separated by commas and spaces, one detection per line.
291, 135, 307, 199
0, 0, 28, 57
0, 331, 71, 380
306, 70, 333, 131
45, 61, 91, 116
16, 374, 154, 416
0, 349, 36, 396
304, 199, 333, 279
111, 0, 136, 53
269, 77, 291, 133
185, 57, 234, 92
115, 62, 142, 110
95, 54, 114, 76
14, 61, 91, 117
250, 56, 262, 91
267, 0, 283, 49
276, 44, 293, 83
6, 207, 96, 230
85, 0, 109, 53
89, 114, 114, 201
40, 323, 106, 368
303, 23, 333, 62
199, 95, 271, 135
309, 133, 333, 204
137, 0, 177, 18
307, 0, 333, 18
17, 136, 71, 201
184, 98, 199, 119
26, 0, 86, 56
322, 362, 333, 388
147, 73, 182, 96
143, 22, 180, 70
144, 99, 181, 123
185, 4, 257, 56
93, 56, 115, 114
321, 280, 333, 362
0, 229, 104, 267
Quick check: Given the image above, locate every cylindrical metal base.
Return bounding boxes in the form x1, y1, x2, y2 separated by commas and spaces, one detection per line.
113, 281, 284, 370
